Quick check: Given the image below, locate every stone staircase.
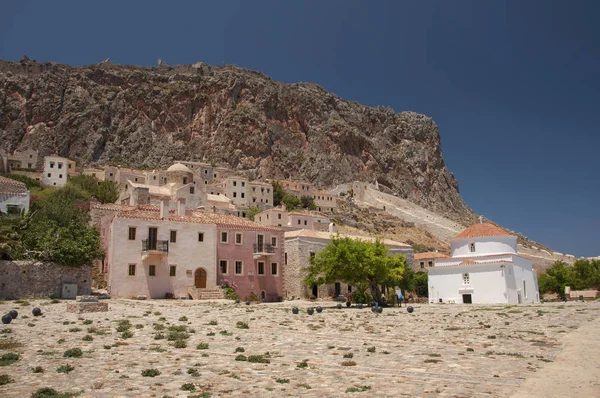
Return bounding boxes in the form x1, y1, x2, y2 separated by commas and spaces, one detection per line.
187, 287, 225, 300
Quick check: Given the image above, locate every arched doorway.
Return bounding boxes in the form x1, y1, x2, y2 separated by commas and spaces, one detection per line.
194, 268, 207, 289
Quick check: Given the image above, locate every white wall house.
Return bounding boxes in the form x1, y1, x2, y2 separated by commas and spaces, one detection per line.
428, 223, 540, 304
0, 176, 30, 214
42, 155, 69, 187
106, 203, 218, 299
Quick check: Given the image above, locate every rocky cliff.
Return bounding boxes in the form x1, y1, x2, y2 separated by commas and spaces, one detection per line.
0, 57, 475, 223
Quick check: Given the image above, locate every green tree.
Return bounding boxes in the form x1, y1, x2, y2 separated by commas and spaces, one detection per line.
414, 272, 429, 297
0, 213, 30, 260
282, 193, 301, 211
69, 174, 99, 196
246, 206, 261, 221
304, 236, 407, 302
271, 181, 285, 206
16, 184, 105, 267
571, 259, 600, 290
538, 261, 574, 300
96, 180, 119, 204
396, 267, 415, 294
300, 195, 317, 210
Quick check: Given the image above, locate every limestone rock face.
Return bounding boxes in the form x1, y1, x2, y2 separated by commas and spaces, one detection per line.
0, 58, 475, 223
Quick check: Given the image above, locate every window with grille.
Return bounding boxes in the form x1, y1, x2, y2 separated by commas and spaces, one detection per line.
149, 265, 156, 276
128, 227, 136, 240
128, 264, 136, 276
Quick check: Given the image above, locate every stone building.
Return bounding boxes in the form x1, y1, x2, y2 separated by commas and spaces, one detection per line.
311, 191, 337, 213
42, 155, 69, 187
174, 161, 214, 185
254, 206, 330, 230
0, 175, 30, 214
120, 163, 207, 210
428, 223, 540, 304
413, 252, 450, 272
280, 180, 313, 196
283, 229, 413, 300
7, 149, 38, 171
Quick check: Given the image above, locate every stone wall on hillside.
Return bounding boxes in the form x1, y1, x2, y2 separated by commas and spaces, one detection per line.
0, 260, 92, 300
349, 182, 465, 242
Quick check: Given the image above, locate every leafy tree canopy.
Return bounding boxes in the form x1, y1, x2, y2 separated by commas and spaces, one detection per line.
271, 181, 285, 207
300, 195, 317, 211
304, 236, 407, 301
246, 206, 261, 221
4, 184, 104, 267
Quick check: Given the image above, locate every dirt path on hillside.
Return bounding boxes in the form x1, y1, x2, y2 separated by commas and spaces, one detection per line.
511, 310, 600, 398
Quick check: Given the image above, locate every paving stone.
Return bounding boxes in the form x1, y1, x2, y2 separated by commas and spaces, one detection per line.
0, 300, 597, 397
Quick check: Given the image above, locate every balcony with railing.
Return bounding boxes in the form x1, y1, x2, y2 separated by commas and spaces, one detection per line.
253, 243, 275, 255
142, 239, 169, 253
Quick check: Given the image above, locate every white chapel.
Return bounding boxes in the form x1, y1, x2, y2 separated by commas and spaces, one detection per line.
428, 223, 540, 304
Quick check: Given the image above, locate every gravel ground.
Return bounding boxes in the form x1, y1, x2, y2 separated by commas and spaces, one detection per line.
0, 299, 598, 397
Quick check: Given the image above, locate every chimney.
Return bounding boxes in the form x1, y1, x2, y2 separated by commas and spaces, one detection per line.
177, 198, 185, 216
479, 215, 483, 224
281, 203, 286, 211
160, 199, 169, 220
328, 222, 337, 233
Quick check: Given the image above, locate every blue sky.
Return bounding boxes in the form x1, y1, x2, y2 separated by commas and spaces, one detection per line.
1, 1, 598, 257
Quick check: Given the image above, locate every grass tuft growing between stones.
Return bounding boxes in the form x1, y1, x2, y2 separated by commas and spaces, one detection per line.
56, 363, 74, 373
63, 348, 82, 358
0, 374, 14, 385
141, 368, 161, 377
236, 321, 249, 329
0, 353, 20, 366
346, 385, 371, 393
31, 387, 78, 397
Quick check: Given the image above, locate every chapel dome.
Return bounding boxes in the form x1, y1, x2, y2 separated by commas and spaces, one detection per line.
167, 163, 192, 173
454, 223, 513, 240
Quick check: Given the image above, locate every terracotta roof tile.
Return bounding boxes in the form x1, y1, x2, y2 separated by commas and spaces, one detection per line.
414, 252, 450, 261
113, 205, 281, 231
455, 223, 513, 239
459, 259, 478, 265
0, 176, 28, 194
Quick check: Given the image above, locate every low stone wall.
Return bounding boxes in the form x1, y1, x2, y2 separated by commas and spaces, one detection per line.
0, 260, 92, 300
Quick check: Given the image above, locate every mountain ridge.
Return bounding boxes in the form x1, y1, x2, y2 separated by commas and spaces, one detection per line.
1, 57, 474, 224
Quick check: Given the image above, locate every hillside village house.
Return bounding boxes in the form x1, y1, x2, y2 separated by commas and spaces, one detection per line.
413, 252, 450, 272
42, 155, 70, 187
0, 176, 30, 214
99, 201, 284, 301
120, 163, 207, 211
284, 229, 414, 300
428, 223, 540, 304
6, 149, 38, 171
254, 206, 331, 230
312, 191, 337, 213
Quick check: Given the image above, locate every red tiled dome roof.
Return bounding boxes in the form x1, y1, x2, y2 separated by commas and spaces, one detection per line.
455, 223, 513, 239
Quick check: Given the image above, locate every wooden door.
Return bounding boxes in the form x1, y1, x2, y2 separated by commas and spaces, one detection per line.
257, 234, 264, 251
195, 268, 207, 289
148, 227, 158, 250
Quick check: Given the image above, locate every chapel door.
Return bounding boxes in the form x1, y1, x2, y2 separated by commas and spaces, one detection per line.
195, 269, 207, 289
462, 294, 472, 304
335, 283, 341, 297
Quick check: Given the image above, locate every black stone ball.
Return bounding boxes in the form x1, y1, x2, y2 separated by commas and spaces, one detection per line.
371, 305, 377, 312
336, 303, 342, 309
1, 314, 12, 324
292, 307, 299, 314
346, 301, 351, 308
245, 301, 250, 306
235, 299, 240, 304
407, 306, 414, 313
358, 304, 364, 309
32, 307, 42, 316
376, 306, 383, 314
9, 310, 18, 319
307, 308, 314, 315
316, 306, 323, 313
